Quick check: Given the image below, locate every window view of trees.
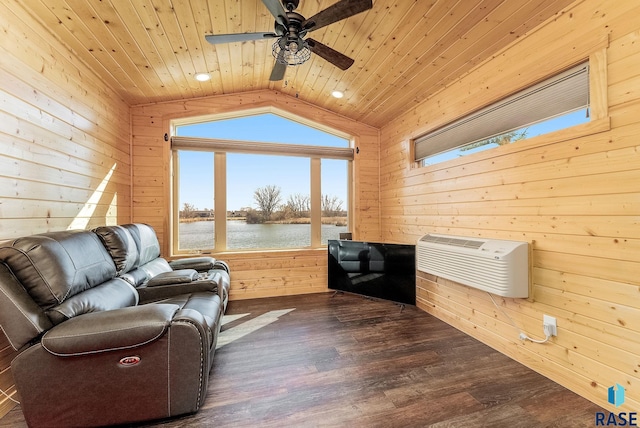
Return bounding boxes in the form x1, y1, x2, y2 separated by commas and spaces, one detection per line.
421, 109, 589, 167
250, 185, 282, 222
286, 193, 310, 216
175, 153, 349, 251
179, 203, 214, 220
173, 114, 351, 251
459, 129, 528, 153
245, 185, 345, 226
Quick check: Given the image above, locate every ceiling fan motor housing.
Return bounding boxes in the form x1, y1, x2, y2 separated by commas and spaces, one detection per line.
283, 0, 300, 11
285, 11, 307, 50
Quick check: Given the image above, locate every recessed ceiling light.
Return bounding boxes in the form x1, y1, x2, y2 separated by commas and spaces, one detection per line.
195, 73, 211, 82
331, 90, 344, 99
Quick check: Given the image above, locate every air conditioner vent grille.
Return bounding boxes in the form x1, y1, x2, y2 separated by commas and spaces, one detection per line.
419, 235, 485, 249
417, 233, 529, 298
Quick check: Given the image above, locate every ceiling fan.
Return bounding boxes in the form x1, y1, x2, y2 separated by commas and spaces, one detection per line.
205, 0, 373, 81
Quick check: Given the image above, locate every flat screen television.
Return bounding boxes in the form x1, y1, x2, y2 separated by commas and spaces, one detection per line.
328, 240, 416, 305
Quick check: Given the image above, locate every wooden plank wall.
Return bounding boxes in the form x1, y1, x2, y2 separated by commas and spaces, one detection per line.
0, 2, 132, 418
0, 5, 132, 239
130, 90, 380, 300
379, 0, 640, 413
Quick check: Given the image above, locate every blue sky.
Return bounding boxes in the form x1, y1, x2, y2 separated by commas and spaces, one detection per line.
176, 114, 349, 211
424, 108, 590, 165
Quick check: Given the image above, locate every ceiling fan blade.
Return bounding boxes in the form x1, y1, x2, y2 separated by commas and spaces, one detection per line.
205, 32, 278, 44
262, 0, 289, 27
307, 39, 354, 70
269, 59, 287, 81
302, 0, 372, 32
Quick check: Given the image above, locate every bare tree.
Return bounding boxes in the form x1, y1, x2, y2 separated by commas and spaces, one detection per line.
254, 185, 282, 221
322, 194, 343, 216
286, 193, 310, 217
181, 202, 197, 219
460, 129, 528, 152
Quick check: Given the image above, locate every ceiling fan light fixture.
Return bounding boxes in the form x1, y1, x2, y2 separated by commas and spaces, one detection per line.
194, 72, 211, 82
272, 39, 311, 66
331, 90, 344, 99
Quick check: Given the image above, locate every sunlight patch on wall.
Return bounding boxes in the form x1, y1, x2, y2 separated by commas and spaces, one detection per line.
67, 163, 116, 230
106, 192, 118, 225
216, 309, 295, 349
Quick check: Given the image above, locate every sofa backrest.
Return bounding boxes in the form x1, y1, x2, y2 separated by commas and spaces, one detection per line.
121, 224, 162, 266
0, 224, 168, 350
93, 225, 140, 274
93, 224, 171, 287
0, 231, 117, 309
0, 229, 140, 349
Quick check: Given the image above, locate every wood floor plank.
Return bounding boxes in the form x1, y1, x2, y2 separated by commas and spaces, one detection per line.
0, 292, 605, 427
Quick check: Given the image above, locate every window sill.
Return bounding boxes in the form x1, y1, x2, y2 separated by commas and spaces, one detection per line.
170, 246, 327, 260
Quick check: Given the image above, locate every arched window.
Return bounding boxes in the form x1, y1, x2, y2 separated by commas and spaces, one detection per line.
171, 111, 353, 253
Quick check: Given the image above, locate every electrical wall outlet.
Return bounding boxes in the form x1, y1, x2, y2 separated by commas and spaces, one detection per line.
543, 314, 557, 337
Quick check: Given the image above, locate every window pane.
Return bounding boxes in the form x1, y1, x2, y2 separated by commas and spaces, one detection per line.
173, 113, 352, 253
227, 153, 310, 249
177, 113, 349, 148
422, 108, 590, 166
177, 151, 215, 251
321, 159, 348, 244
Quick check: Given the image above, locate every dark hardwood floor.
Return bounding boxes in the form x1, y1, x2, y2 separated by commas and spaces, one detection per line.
1, 292, 604, 427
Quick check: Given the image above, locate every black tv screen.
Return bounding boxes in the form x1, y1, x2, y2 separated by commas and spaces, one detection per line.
328, 240, 416, 305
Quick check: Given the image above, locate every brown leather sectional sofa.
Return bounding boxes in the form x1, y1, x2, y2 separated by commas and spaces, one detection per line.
0, 223, 230, 427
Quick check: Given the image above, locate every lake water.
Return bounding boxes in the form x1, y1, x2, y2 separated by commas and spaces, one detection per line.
179, 220, 348, 250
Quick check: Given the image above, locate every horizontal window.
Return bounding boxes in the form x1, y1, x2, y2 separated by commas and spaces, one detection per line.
415, 62, 590, 166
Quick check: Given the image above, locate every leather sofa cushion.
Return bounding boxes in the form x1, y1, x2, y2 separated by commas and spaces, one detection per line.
120, 258, 174, 288
120, 268, 150, 287
121, 224, 162, 266
42, 303, 179, 356
120, 259, 173, 288
0, 231, 117, 309
146, 269, 199, 287
46, 278, 139, 325
160, 292, 221, 342
139, 257, 173, 280
93, 225, 139, 274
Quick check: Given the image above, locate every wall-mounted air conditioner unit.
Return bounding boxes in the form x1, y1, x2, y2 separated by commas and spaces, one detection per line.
416, 233, 529, 298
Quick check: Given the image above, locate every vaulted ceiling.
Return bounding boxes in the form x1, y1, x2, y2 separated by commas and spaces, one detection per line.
22, 0, 575, 127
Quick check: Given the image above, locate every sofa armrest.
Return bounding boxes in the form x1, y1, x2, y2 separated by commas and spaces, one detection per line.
137, 280, 219, 304
0, 262, 53, 350
146, 269, 198, 287
41, 304, 180, 356
169, 257, 217, 272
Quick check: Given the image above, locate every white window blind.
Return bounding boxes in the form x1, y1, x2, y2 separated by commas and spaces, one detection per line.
171, 136, 354, 160
414, 62, 589, 162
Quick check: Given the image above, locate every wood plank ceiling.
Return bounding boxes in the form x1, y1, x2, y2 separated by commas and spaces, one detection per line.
21, 0, 576, 128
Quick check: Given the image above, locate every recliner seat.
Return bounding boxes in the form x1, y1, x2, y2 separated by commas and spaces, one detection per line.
94, 223, 230, 310
0, 224, 230, 427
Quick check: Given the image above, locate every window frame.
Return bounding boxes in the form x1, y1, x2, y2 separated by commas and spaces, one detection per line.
411, 49, 610, 170
169, 112, 353, 255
